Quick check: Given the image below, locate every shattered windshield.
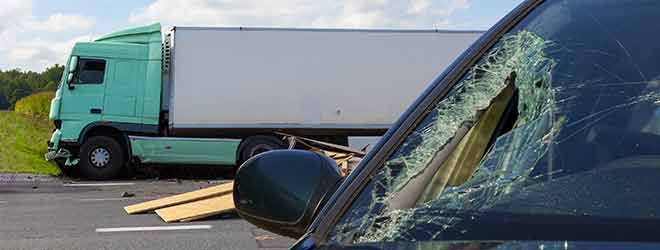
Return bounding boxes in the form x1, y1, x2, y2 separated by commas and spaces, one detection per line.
329, 0, 660, 244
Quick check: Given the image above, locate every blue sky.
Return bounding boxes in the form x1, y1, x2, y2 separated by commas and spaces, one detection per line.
0, 0, 523, 71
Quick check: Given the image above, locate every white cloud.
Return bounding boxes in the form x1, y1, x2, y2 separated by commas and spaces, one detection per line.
7, 35, 92, 71
129, 0, 472, 29
26, 13, 95, 32
433, 0, 470, 16
0, 0, 31, 33
0, 0, 95, 71
408, 0, 432, 14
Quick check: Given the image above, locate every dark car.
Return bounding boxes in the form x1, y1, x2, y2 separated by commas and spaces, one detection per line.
233, 0, 660, 249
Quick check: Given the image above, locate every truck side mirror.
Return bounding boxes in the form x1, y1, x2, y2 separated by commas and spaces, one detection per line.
68, 56, 78, 73
233, 150, 343, 239
67, 72, 75, 90
67, 56, 78, 89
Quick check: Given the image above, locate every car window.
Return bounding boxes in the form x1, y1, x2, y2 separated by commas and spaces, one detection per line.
76, 58, 106, 84
328, 0, 660, 244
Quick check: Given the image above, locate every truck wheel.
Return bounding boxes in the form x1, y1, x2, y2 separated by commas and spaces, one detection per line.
237, 136, 286, 166
54, 158, 80, 178
79, 136, 126, 180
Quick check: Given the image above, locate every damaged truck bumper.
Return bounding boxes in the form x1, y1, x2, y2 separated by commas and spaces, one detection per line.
45, 129, 64, 161
44, 148, 71, 161
44, 129, 79, 166
44, 148, 79, 166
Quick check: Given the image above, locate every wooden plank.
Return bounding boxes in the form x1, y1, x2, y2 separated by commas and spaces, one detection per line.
123, 182, 233, 214
155, 194, 235, 223
275, 132, 366, 156
179, 209, 234, 222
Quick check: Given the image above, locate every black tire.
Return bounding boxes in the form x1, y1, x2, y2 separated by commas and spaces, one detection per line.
79, 136, 126, 180
54, 158, 80, 178
237, 135, 286, 166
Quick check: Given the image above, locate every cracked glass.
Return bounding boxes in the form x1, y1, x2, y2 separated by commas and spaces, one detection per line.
328, 0, 660, 245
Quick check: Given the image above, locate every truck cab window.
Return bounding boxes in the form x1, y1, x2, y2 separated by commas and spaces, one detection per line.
76, 59, 106, 84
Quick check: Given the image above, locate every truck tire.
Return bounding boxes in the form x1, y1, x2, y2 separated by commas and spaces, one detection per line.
237, 136, 286, 166
79, 136, 126, 180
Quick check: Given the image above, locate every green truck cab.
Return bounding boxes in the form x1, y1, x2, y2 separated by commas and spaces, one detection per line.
46, 23, 239, 179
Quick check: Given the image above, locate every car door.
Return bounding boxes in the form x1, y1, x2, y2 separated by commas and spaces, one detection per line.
59, 57, 108, 130
302, 0, 660, 248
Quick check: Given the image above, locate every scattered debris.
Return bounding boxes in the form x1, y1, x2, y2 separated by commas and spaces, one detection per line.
121, 192, 135, 198
255, 235, 275, 241
156, 194, 234, 222
167, 178, 182, 184
276, 132, 366, 176
124, 182, 234, 222
123, 138, 365, 223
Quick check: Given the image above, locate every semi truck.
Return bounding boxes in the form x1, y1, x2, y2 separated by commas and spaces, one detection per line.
45, 23, 482, 180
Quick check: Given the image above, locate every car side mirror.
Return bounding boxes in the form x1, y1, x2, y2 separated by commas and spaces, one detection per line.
233, 150, 343, 238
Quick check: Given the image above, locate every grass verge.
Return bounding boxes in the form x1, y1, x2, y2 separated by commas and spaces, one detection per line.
14, 91, 55, 119
0, 111, 60, 175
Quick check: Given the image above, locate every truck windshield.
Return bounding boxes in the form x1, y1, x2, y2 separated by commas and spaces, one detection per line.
329, 0, 660, 244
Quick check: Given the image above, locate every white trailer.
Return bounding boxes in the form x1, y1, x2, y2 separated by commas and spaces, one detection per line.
166, 27, 482, 137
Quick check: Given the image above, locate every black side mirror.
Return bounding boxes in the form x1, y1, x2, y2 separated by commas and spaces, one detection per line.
233, 150, 343, 238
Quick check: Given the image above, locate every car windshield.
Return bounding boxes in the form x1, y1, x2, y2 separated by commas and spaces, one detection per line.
329, 0, 660, 244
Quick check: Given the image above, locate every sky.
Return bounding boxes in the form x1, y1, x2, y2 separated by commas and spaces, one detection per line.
0, 0, 523, 72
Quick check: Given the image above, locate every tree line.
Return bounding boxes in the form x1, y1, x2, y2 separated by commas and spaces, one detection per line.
0, 65, 64, 110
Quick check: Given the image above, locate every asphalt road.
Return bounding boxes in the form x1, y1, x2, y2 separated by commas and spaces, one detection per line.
0, 175, 295, 250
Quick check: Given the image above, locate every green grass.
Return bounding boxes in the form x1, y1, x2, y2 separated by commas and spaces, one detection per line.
14, 91, 55, 119
0, 111, 60, 175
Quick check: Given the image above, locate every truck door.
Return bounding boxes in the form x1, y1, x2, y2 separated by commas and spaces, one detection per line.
102, 60, 142, 123
60, 57, 107, 126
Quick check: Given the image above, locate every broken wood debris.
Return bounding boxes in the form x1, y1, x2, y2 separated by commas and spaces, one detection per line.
123, 181, 234, 222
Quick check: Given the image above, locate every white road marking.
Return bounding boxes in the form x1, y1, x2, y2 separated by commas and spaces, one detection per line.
63, 182, 135, 187
79, 197, 157, 202
95, 225, 212, 233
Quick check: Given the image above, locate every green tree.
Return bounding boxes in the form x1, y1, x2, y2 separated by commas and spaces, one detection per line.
10, 85, 31, 105
41, 64, 64, 90
0, 93, 9, 110
0, 64, 64, 108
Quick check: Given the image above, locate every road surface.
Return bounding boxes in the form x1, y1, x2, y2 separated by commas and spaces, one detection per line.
0, 175, 294, 250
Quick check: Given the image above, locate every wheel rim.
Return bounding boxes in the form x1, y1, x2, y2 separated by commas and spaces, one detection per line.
90, 147, 111, 168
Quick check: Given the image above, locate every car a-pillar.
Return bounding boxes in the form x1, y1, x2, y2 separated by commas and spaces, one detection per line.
78, 126, 131, 180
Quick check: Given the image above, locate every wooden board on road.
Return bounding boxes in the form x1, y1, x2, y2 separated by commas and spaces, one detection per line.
123, 182, 233, 214
155, 194, 235, 222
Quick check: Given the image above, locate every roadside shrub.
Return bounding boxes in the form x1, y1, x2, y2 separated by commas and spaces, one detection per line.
14, 91, 55, 118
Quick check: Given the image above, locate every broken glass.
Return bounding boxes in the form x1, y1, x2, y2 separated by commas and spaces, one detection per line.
353, 29, 556, 243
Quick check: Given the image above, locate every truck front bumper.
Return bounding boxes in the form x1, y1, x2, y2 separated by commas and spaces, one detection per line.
45, 148, 72, 161
45, 129, 69, 161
